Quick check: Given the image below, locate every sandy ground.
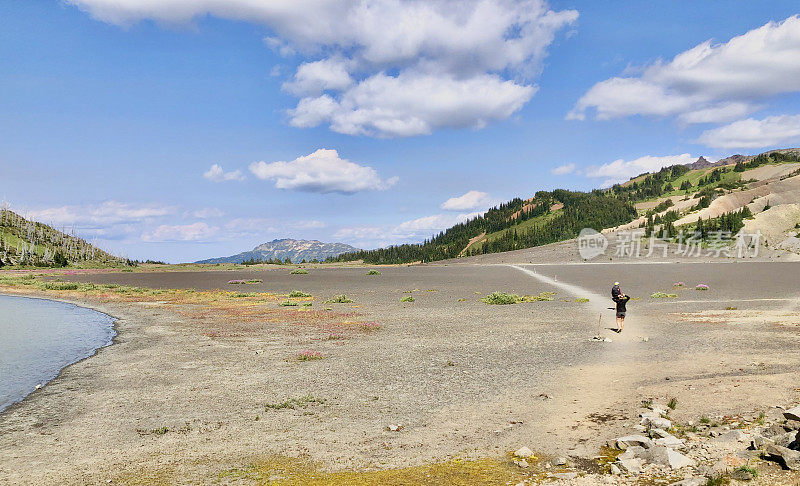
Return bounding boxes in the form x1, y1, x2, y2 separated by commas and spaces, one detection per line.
1, 260, 800, 484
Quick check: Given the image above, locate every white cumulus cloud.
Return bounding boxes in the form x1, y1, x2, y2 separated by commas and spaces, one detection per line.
568, 15, 800, 125
249, 148, 397, 194
441, 191, 495, 211
550, 163, 576, 175
204, 164, 245, 182
586, 154, 695, 186
26, 201, 174, 226
290, 71, 535, 137
67, 0, 577, 138
696, 114, 800, 149
142, 222, 219, 242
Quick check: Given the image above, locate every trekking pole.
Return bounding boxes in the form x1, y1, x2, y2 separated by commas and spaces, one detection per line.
597, 313, 603, 335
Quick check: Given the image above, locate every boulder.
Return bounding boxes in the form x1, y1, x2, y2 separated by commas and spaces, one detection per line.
650, 428, 671, 439
669, 479, 706, 486
614, 435, 655, 450
764, 443, 800, 471
763, 423, 787, 438
655, 435, 686, 448
616, 457, 644, 474
513, 446, 534, 458
775, 431, 798, 448
784, 406, 800, 422
643, 445, 695, 469
786, 420, 800, 431
648, 417, 673, 430
749, 434, 773, 450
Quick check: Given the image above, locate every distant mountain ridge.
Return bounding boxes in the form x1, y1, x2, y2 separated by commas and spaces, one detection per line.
196, 239, 359, 264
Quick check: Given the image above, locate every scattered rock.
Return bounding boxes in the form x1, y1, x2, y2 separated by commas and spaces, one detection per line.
609, 464, 621, 475
784, 406, 800, 422
554, 456, 567, 466
549, 472, 578, 480
387, 423, 403, 432
786, 420, 800, 431
708, 455, 745, 476
730, 467, 755, 481
713, 430, 748, 443
513, 458, 529, 468
764, 443, 800, 470
514, 446, 534, 458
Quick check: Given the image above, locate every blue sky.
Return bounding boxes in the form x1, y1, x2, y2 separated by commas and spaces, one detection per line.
2, 1, 799, 262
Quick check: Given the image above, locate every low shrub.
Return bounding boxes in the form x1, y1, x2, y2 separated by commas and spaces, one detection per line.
400, 296, 415, 303
481, 292, 519, 305
574, 297, 590, 303
280, 300, 299, 307
695, 284, 710, 290
289, 290, 311, 298
366, 270, 381, 275
265, 394, 326, 410
41, 282, 79, 291
296, 349, 323, 361
651, 292, 678, 298
360, 321, 381, 331
327, 294, 354, 303
520, 292, 557, 302
290, 269, 309, 275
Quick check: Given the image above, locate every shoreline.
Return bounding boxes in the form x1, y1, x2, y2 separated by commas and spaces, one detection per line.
0, 291, 123, 416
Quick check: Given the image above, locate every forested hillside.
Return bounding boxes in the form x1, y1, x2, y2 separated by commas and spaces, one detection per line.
329, 149, 800, 264
0, 208, 122, 267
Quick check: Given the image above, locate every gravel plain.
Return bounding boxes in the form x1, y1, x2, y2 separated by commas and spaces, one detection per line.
1, 259, 799, 484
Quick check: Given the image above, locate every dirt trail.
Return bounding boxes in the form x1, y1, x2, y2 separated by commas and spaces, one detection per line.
508, 264, 631, 340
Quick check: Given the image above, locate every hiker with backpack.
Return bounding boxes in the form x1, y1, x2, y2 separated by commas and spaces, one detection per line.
611, 281, 630, 333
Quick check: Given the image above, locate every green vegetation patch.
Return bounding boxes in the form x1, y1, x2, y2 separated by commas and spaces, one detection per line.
366, 270, 381, 275
265, 394, 326, 410
400, 296, 415, 303
290, 268, 309, 275
651, 292, 679, 298
288, 290, 312, 298
481, 291, 557, 304
326, 294, 354, 303
222, 453, 532, 485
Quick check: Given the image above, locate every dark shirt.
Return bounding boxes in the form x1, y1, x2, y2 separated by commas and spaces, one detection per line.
616, 295, 630, 312
611, 285, 621, 301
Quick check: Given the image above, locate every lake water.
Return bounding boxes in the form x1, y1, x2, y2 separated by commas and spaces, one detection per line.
0, 294, 115, 412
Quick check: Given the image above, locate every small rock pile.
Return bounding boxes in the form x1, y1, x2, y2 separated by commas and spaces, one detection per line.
603, 403, 800, 484
511, 403, 800, 485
